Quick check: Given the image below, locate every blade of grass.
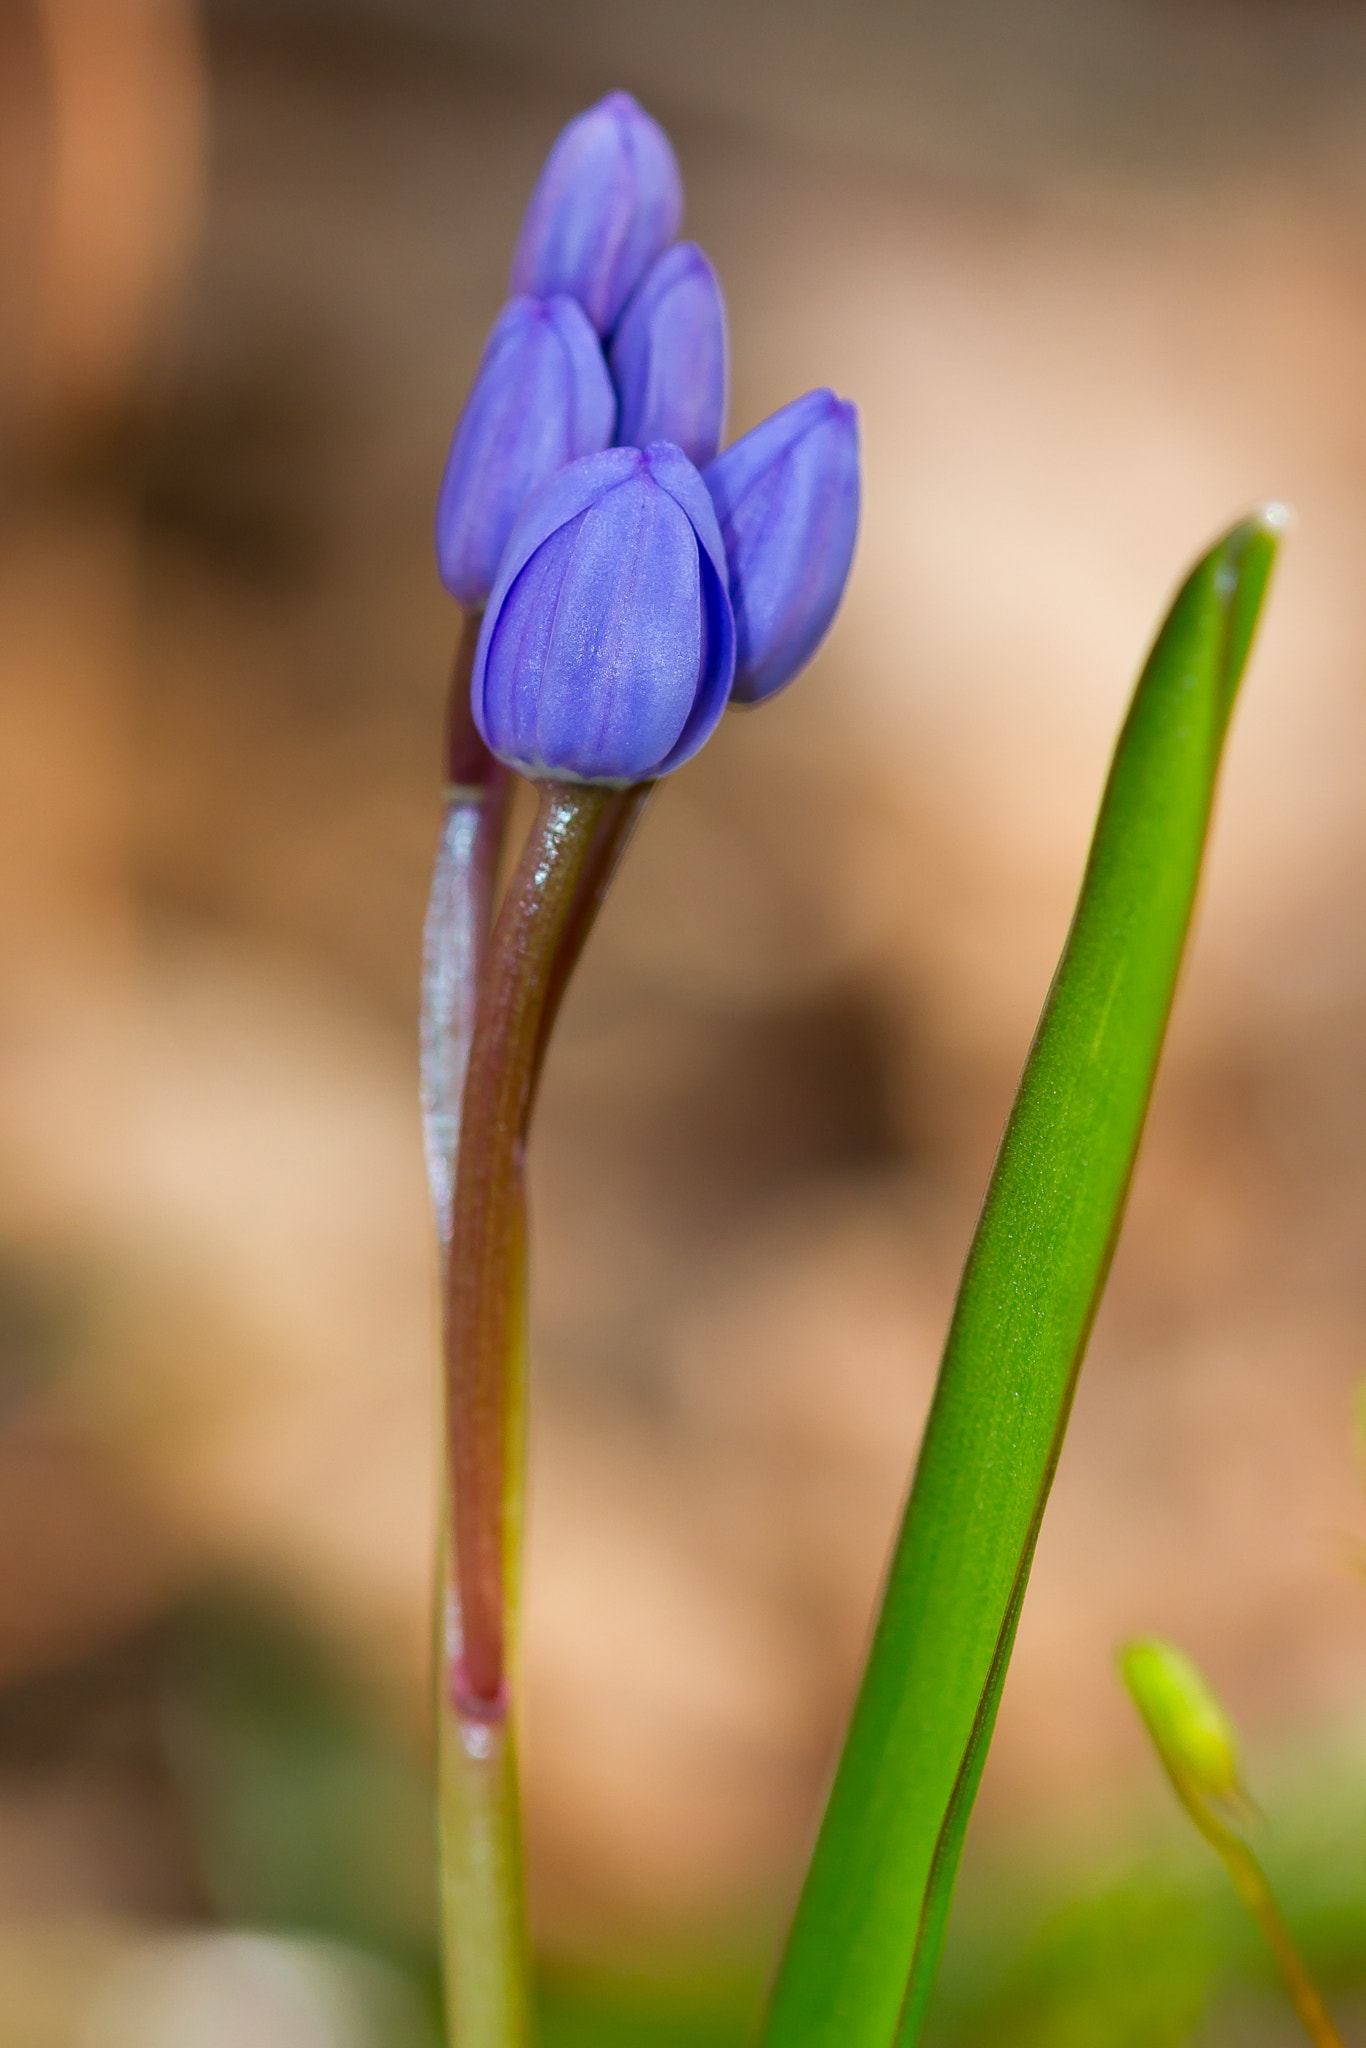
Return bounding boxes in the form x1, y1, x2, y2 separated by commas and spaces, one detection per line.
759, 507, 1285, 2048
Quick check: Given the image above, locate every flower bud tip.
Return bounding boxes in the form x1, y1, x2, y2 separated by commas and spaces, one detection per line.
705, 387, 860, 705
436, 295, 616, 608
611, 240, 729, 468
511, 92, 683, 336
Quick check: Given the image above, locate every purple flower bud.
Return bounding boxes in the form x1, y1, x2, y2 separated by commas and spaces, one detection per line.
609, 242, 728, 468
510, 92, 684, 337
472, 442, 735, 783
435, 295, 617, 609
704, 389, 860, 705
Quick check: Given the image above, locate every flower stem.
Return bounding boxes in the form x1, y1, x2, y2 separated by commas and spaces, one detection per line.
437, 1683, 531, 2048
434, 783, 613, 2046
421, 618, 523, 2048
446, 779, 610, 1708
435, 1201, 532, 2048
529, 782, 654, 1112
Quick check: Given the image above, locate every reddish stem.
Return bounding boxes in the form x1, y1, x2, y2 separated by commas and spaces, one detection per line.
444, 779, 610, 1705
528, 781, 655, 1119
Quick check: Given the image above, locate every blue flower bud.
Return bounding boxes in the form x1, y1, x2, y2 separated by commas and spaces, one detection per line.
704, 388, 860, 704
510, 92, 684, 337
609, 242, 728, 468
472, 442, 735, 784
435, 295, 617, 609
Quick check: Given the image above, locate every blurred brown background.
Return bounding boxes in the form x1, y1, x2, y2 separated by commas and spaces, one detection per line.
6, 0, 1366, 2039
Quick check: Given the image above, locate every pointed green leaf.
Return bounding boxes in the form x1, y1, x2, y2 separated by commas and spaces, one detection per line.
759, 508, 1285, 2048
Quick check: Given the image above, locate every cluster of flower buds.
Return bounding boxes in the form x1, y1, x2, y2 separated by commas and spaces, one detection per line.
435, 91, 860, 784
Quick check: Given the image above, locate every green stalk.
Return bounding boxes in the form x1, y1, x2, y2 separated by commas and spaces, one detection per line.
759, 508, 1284, 2048
437, 1710, 527, 2041
1202, 1831, 1343, 2048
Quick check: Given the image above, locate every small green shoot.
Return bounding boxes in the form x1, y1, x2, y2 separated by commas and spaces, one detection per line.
1121, 1638, 1344, 2048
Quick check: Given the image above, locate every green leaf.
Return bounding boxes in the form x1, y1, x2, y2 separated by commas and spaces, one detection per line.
758, 508, 1285, 2048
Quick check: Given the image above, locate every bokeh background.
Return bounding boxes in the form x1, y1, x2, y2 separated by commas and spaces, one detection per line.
6, 0, 1366, 2040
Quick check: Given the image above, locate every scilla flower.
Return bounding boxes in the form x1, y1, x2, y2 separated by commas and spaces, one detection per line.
705, 388, 860, 704
610, 242, 728, 467
435, 295, 616, 609
471, 442, 735, 783
510, 92, 683, 336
